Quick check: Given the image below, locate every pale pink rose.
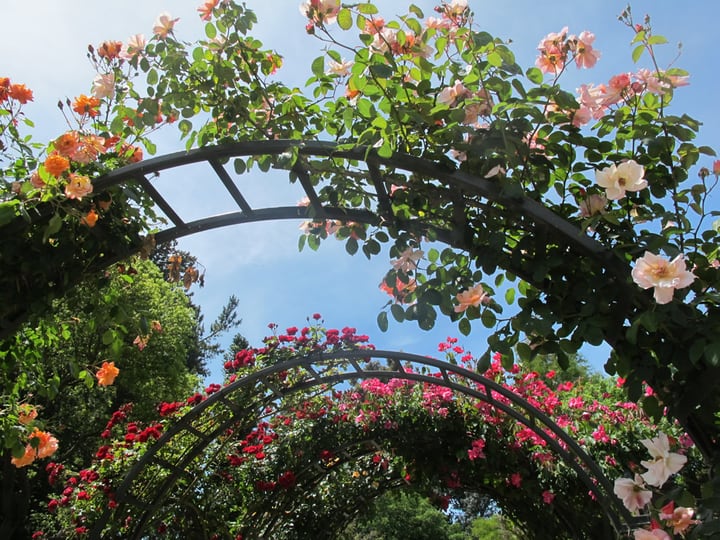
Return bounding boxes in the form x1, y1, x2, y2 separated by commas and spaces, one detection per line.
579, 193, 607, 217
577, 83, 608, 119
437, 80, 469, 106
595, 159, 646, 200
600, 73, 632, 106
613, 475, 652, 513
635, 68, 670, 95
633, 529, 671, 540
454, 284, 490, 313
572, 106, 593, 127
573, 31, 600, 69
299, 0, 340, 25
425, 16, 453, 30
632, 252, 696, 305
391, 248, 424, 272
371, 27, 398, 53
445, 0, 468, 16
639, 432, 688, 486
327, 59, 354, 77
121, 34, 147, 59
92, 73, 115, 99
667, 506, 697, 535
153, 13, 179, 38
713, 159, 720, 176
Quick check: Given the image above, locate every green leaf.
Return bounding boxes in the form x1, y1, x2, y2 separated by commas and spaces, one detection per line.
516, 342, 532, 362
647, 35, 668, 45
311, 56, 325, 77
234, 158, 246, 175
705, 342, 720, 367
504, 288, 515, 304
43, 213, 63, 243
205, 22, 217, 39
525, 67, 543, 84
632, 44, 645, 63
480, 309, 496, 328
377, 311, 389, 332
358, 3, 379, 15
390, 303, 405, 322
337, 8, 353, 30
0, 201, 19, 226
345, 237, 359, 255
476, 351, 491, 373
459, 318, 471, 336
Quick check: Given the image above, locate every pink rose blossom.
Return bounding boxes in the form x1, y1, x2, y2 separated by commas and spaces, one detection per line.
631, 252, 696, 305
640, 432, 687, 487
299, 0, 340, 26
573, 31, 600, 69
594, 159, 646, 200
633, 528, 671, 540
542, 490, 555, 504
437, 80, 470, 106
92, 73, 115, 99
153, 13, 179, 38
391, 248, 424, 273
454, 284, 490, 313
121, 34, 147, 59
613, 474, 652, 513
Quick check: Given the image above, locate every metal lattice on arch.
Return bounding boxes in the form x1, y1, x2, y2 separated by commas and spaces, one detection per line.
89, 349, 645, 539
89, 139, 621, 270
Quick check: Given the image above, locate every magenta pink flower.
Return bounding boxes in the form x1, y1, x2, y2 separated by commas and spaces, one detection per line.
542, 490, 555, 504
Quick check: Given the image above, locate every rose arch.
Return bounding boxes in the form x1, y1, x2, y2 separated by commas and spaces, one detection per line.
1, 141, 709, 537
87, 348, 644, 538
1, 139, 716, 459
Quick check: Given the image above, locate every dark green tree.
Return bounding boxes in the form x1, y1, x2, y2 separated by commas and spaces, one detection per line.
340, 491, 465, 540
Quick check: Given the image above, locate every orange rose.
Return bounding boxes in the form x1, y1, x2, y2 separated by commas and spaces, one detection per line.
11, 447, 36, 468
9, 83, 33, 104
31, 429, 59, 459
98, 40, 123, 59
0, 77, 10, 102
72, 94, 101, 117
54, 132, 81, 158
81, 209, 99, 228
18, 404, 38, 425
43, 154, 70, 177
96, 361, 120, 386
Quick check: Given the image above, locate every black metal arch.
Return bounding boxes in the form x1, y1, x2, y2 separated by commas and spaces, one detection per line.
90, 349, 645, 538
91, 139, 622, 274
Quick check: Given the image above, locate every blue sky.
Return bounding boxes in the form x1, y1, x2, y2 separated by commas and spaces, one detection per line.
3, 1, 718, 380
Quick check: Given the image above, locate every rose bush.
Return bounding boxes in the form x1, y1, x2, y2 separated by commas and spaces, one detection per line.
32, 321, 706, 538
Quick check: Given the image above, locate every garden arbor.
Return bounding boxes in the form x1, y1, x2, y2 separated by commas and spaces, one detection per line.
1, 140, 709, 537
89, 349, 644, 538
3, 139, 716, 460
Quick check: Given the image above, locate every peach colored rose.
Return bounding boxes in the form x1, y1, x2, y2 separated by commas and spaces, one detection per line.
96, 361, 120, 386
454, 284, 490, 313
65, 174, 93, 200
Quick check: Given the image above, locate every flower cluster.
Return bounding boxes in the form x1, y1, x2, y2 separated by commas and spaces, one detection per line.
614, 433, 697, 537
